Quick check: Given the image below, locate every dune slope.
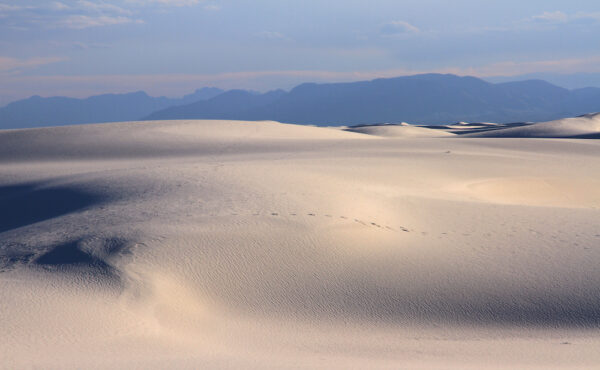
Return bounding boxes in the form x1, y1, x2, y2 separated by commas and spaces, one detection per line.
1, 120, 600, 369
464, 112, 600, 138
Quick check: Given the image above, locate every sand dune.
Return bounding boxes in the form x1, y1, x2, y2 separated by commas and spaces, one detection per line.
1, 119, 600, 368
344, 123, 455, 137
464, 113, 600, 138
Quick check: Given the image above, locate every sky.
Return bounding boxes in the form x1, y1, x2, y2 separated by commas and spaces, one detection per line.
1, 0, 600, 105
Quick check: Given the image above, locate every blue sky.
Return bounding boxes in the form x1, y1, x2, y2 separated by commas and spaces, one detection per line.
1, 0, 600, 104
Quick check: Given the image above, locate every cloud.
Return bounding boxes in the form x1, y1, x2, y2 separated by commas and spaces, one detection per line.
529, 11, 600, 24
531, 11, 569, 23
0, 56, 66, 73
77, 1, 133, 15
380, 21, 420, 37
153, 0, 201, 5
54, 15, 142, 29
255, 31, 286, 40
0, 0, 205, 29
468, 56, 600, 77
203, 4, 220, 11
125, 0, 202, 6
50, 2, 71, 11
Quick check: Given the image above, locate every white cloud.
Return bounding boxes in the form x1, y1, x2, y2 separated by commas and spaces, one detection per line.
381, 21, 420, 37
77, 1, 133, 15
54, 15, 142, 29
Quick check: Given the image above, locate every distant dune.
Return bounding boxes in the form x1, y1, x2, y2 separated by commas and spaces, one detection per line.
343, 123, 456, 137
464, 112, 600, 138
1, 119, 600, 368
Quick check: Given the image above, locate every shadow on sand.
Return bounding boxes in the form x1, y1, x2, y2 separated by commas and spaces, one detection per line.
0, 183, 105, 234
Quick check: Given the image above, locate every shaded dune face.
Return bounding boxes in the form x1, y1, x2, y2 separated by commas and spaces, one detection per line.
0, 183, 105, 234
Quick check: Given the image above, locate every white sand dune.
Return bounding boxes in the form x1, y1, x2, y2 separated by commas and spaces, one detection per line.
447, 121, 504, 130
344, 123, 455, 137
465, 113, 600, 138
1, 119, 600, 369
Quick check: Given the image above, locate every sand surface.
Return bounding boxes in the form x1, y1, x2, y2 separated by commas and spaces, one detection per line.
1, 119, 600, 369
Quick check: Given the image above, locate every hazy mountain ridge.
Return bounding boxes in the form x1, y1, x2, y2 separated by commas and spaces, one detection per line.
144, 89, 287, 121
144, 74, 600, 126
0, 87, 224, 129
2, 74, 600, 129
486, 72, 600, 90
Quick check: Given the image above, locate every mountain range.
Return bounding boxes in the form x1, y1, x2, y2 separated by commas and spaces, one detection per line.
2, 74, 599, 129
0, 87, 223, 129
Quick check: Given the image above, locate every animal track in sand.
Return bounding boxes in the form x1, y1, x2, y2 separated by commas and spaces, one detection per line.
225, 210, 407, 233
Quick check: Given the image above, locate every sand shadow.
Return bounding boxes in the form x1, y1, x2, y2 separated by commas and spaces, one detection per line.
1, 237, 132, 277
35, 241, 104, 266
0, 183, 106, 234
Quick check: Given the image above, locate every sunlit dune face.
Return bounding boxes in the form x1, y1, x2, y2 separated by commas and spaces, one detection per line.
457, 177, 600, 208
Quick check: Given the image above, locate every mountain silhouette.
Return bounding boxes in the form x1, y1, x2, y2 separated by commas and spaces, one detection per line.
144, 89, 286, 121
3, 74, 600, 129
144, 74, 600, 126
0, 87, 223, 129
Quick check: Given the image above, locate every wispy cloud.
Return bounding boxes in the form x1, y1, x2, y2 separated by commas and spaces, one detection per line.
54, 15, 142, 29
77, 1, 133, 15
255, 31, 287, 40
203, 4, 219, 11
468, 56, 600, 77
380, 21, 420, 37
528, 11, 600, 25
0, 0, 209, 29
0, 4, 27, 11
0, 56, 66, 73
124, 0, 202, 7
150, 0, 201, 6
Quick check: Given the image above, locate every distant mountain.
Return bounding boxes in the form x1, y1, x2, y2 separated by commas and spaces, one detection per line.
144, 89, 287, 121
143, 74, 600, 126
3, 74, 600, 129
486, 72, 600, 90
0, 87, 223, 129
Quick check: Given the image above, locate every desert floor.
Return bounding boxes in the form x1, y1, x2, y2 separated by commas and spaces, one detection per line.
1, 119, 600, 369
